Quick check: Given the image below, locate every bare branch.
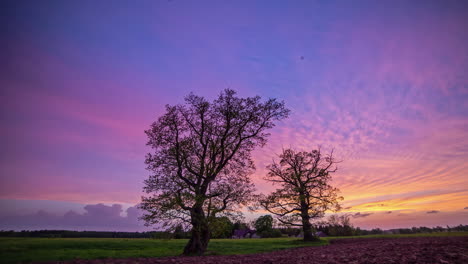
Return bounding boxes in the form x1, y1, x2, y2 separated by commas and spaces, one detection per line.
259, 148, 342, 241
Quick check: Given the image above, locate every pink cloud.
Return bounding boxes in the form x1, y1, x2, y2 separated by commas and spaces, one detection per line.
0, 203, 149, 231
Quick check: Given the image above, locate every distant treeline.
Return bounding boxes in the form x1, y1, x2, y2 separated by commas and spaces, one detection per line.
313, 214, 468, 236
1, 224, 467, 238
0, 230, 173, 239
381, 224, 468, 235
316, 224, 468, 236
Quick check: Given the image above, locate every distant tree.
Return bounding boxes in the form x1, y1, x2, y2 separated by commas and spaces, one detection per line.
278, 227, 300, 237
254, 215, 274, 233
259, 148, 342, 241
209, 216, 234, 238
141, 89, 289, 255
452, 224, 468, 232
259, 228, 283, 238
173, 224, 188, 239
233, 221, 249, 231
370, 228, 383, 235
354, 227, 362, 236
318, 214, 354, 236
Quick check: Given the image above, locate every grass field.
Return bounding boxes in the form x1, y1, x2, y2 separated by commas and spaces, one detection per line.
0, 237, 326, 263
1, 232, 467, 264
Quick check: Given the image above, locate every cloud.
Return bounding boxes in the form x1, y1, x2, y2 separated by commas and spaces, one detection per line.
353, 212, 372, 218
464, 207, 468, 210
352, 210, 467, 230
426, 210, 440, 214
250, 1, 468, 228
83, 204, 123, 218
386, 211, 392, 214
365, 204, 385, 208
0, 203, 150, 231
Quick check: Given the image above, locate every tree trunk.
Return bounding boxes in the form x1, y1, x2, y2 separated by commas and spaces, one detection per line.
300, 202, 319, 242
183, 206, 210, 255
302, 217, 318, 241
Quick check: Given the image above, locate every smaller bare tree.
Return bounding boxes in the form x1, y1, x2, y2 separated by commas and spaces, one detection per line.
259, 148, 342, 241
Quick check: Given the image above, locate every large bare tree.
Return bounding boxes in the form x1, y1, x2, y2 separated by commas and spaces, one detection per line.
141, 89, 289, 255
259, 148, 342, 241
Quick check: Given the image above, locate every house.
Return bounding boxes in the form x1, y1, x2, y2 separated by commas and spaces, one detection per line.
232, 228, 257, 239
316, 231, 327, 237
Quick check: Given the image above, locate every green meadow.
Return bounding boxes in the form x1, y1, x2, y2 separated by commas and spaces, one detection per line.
1, 232, 467, 264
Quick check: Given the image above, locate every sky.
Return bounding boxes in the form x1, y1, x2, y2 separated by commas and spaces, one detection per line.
1, 0, 467, 231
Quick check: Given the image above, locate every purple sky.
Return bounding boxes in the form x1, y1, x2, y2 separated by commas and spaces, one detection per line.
1, 0, 468, 231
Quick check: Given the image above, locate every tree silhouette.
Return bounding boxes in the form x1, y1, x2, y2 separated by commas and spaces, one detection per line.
254, 215, 274, 233
141, 89, 289, 255
259, 148, 342, 241
209, 216, 234, 238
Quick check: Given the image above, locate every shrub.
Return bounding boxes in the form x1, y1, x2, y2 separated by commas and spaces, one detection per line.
259, 229, 282, 238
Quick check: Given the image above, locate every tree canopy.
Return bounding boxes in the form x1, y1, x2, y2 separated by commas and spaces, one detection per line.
254, 215, 274, 233
141, 89, 289, 255
259, 148, 342, 241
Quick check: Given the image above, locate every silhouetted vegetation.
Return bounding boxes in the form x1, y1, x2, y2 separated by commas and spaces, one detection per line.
232, 221, 250, 231
1, 224, 467, 239
314, 221, 468, 236
259, 148, 342, 241
141, 89, 289, 255
315, 214, 355, 236
0, 230, 167, 238
210, 216, 234, 238
172, 224, 190, 239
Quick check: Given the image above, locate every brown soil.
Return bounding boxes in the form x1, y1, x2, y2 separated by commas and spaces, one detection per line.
43, 236, 468, 264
